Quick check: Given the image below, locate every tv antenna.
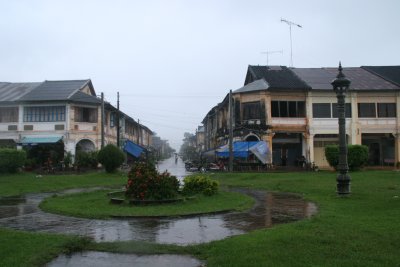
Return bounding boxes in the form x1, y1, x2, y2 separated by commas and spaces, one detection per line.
281, 18, 302, 67
261, 50, 283, 65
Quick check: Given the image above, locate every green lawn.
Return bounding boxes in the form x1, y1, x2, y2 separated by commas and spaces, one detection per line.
0, 171, 126, 196
40, 190, 254, 218
1, 170, 400, 267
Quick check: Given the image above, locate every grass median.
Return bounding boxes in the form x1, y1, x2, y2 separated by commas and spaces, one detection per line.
40, 189, 254, 218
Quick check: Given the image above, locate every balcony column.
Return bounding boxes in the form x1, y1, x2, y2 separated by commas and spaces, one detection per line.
303, 133, 314, 164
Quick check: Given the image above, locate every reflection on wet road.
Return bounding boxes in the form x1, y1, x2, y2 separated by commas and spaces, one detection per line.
0, 189, 316, 245
46, 251, 204, 267
156, 156, 188, 182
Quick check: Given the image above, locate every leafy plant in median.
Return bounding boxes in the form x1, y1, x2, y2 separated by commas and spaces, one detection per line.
97, 144, 125, 173
125, 161, 179, 200
182, 174, 219, 196
0, 148, 27, 173
325, 144, 369, 171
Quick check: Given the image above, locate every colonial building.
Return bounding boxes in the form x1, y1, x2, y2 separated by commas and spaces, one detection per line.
0, 79, 153, 160
202, 65, 400, 168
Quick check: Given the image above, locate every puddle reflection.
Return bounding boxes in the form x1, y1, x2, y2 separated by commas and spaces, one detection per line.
0, 187, 317, 245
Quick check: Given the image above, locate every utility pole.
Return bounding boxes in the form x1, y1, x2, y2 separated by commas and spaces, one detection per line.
228, 90, 233, 172
137, 119, 141, 145
261, 50, 283, 65
101, 92, 105, 149
116, 92, 120, 148
281, 18, 302, 67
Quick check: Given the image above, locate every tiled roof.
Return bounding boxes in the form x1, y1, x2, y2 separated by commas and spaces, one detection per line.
0, 82, 42, 103
361, 66, 400, 86
69, 91, 101, 104
292, 67, 400, 91
234, 79, 269, 93
247, 65, 311, 90
19, 80, 91, 101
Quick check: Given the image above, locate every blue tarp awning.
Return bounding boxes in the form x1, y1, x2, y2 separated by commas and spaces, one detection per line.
20, 136, 62, 145
216, 141, 258, 158
123, 140, 144, 158
216, 141, 269, 163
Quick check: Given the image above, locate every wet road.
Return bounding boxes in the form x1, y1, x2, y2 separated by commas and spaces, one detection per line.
156, 156, 188, 182
46, 251, 204, 267
0, 188, 316, 245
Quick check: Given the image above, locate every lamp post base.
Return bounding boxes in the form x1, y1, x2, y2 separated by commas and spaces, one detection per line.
337, 173, 351, 195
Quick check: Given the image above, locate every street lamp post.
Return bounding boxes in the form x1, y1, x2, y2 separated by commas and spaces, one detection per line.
331, 62, 351, 196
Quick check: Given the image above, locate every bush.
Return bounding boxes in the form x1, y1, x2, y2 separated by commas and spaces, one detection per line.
324, 144, 369, 171
125, 161, 179, 200
75, 151, 98, 169
348, 145, 369, 171
97, 144, 125, 173
182, 174, 219, 196
0, 148, 26, 173
325, 145, 339, 170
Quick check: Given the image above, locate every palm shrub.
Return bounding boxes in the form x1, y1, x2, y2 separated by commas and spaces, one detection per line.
325, 144, 369, 171
97, 144, 125, 173
125, 161, 179, 200
0, 148, 26, 173
182, 174, 219, 196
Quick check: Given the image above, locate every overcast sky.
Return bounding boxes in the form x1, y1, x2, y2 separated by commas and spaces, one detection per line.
1, 0, 400, 150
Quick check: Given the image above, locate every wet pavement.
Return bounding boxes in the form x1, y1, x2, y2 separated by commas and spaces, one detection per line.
46, 251, 204, 267
156, 156, 188, 182
0, 187, 316, 245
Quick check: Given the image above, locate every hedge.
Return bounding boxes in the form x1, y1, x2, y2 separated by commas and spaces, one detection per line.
0, 148, 27, 173
325, 144, 369, 171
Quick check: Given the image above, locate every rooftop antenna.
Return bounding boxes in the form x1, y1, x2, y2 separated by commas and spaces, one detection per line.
281, 18, 302, 67
261, 50, 283, 65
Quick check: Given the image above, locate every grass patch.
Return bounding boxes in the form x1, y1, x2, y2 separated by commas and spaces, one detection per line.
0, 171, 126, 196
0, 228, 90, 267
1, 170, 400, 266
40, 190, 254, 218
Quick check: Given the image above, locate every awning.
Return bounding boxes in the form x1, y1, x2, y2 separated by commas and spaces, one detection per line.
216, 141, 269, 163
20, 136, 63, 145
123, 140, 144, 158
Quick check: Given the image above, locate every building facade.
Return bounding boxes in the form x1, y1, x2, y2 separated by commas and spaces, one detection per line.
0, 80, 153, 161
202, 65, 400, 168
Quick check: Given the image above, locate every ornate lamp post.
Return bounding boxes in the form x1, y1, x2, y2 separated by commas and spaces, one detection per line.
331, 62, 351, 195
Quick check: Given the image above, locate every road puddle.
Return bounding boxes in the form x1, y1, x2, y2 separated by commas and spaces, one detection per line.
46, 251, 203, 267
0, 187, 316, 245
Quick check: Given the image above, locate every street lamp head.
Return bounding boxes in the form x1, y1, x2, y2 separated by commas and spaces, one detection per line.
331, 62, 351, 93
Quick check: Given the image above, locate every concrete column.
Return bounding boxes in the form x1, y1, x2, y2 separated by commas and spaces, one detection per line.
305, 134, 314, 164
350, 92, 361, 145
18, 105, 24, 134
263, 132, 274, 164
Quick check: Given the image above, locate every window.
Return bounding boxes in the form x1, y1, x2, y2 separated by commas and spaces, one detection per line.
313, 103, 331, 118
125, 122, 135, 135
242, 102, 261, 120
271, 101, 279, 117
23, 106, 65, 122
271, 101, 305, 117
377, 103, 396, 118
110, 112, 116, 127
75, 107, 97, 122
332, 103, 352, 118
358, 103, 376, 118
0, 107, 18, 122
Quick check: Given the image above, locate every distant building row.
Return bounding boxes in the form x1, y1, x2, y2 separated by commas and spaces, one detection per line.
200, 65, 400, 168
0, 79, 170, 159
